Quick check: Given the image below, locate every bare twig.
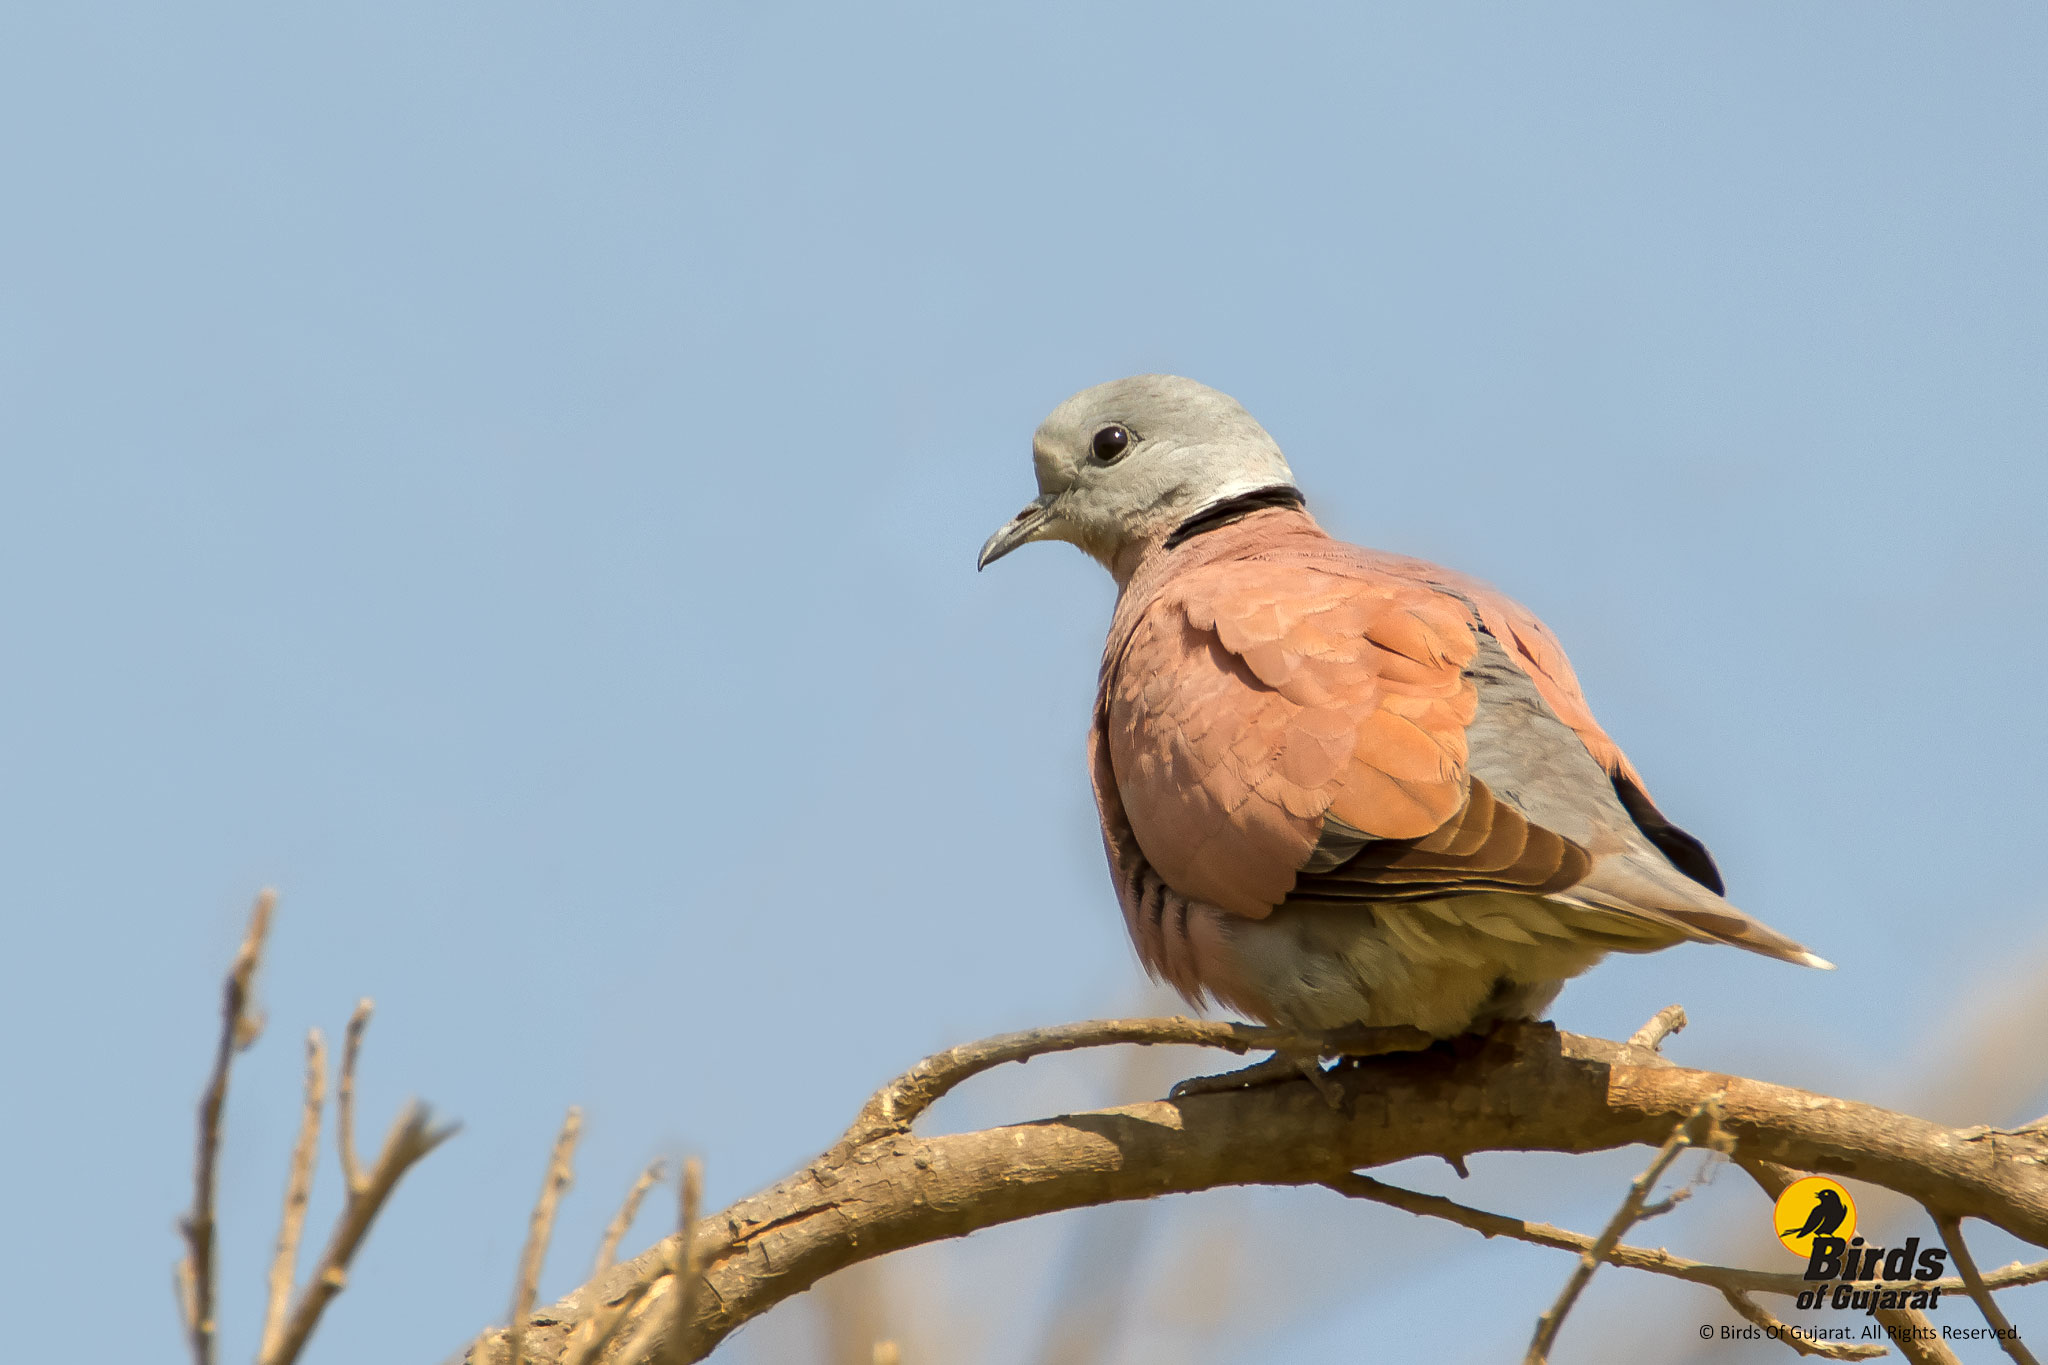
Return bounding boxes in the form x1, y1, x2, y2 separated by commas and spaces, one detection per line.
175, 892, 456, 1365
595, 1160, 668, 1279
178, 888, 277, 1365
263, 1101, 458, 1365
660, 1158, 705, 1365
1627, 1004, 1688, 1053
611, 1274, 681, 1365
559, 1279, 662, 1365
1982, 1261, 2048, 1294
337, 998, 373, 1194
1720, 1288, 1885, 1361
1637, 1150, 1725, 1221
836, 1016, 1429, 1152
1324, 1172, 1804, 1295
1525, 1094, 1727, 1363
601, 1156, 711, 1365
1935, 1212, 2040, 1365
1325, 1171, 2048, 1303
261, 1029, 329, 1361
510, 1108, 584, 1365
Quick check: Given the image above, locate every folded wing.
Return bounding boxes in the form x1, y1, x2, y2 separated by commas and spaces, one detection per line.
1098, 546, 1825, 969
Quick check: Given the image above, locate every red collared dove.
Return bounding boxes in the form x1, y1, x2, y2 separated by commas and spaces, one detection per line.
980, 375, 1827, 1087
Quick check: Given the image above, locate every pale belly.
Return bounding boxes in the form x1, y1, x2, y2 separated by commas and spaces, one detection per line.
1193, 892, 1680, 1037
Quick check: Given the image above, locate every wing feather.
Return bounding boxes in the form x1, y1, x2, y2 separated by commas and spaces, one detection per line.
1091, 511, 1825, 975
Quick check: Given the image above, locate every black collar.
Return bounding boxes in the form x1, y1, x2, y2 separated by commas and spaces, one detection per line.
1163, 485, 1307, 549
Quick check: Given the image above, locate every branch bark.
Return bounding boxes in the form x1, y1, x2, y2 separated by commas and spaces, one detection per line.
464, 1019, 2048, 1364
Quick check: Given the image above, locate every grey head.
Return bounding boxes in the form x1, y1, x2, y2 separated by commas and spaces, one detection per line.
977, 374, 1299, 578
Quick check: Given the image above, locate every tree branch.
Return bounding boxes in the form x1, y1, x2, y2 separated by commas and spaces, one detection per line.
1935, 1212, 2041, 1365
177, 888, 276, 1365
1719, 1288, 1885, 1361
1323, 1171, 2048, 1302
1323, 1171, 1803, 1296
262, 1029, 328, 1361
509, 1108, 583, 1365
460, 1018, 2048, 1364
594, 1162, 667, 1280
338, 999, 374, 1195
1525, 1095, 1730, 1363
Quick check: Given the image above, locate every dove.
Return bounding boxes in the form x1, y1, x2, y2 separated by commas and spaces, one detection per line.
979, 375, 1828, 1092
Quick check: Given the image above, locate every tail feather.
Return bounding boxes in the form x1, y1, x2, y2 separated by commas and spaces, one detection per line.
1558, 855, 1833, 970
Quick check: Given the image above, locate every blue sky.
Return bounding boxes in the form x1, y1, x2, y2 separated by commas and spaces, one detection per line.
3, 5, 2044, 1363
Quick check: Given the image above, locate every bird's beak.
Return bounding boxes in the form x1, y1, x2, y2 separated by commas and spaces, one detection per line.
977, 493, 1061, 570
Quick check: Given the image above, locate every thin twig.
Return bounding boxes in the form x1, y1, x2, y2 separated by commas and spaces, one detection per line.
1637, 1150, 1724, 1221
605, 1160, 709, 1365
1720, 1288, 1885, 1361
1935, 1212, 2041, 1365
1627, 1004, 1688, 1053
611, 1274, 680, 1365
837, 1016, 1430, 1152
559, 1279, 662, 1365
178, 888, 277, 1365
261, 1029, 328, 1361
1325, 1172, 1803, 1295
262, 1101, 458, 1365
510, 1107, 584, 1365
594, 1160, 668, 1279
1324, 1172, 2048, 1302
1525, 1094, 1726, 1363
337, 999, 373, 1194
659, 1158, 705, 1365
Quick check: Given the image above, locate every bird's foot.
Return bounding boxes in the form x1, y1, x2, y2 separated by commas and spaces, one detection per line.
1320, 1024, 1436, 1060
1169, 1051, 1344, 1108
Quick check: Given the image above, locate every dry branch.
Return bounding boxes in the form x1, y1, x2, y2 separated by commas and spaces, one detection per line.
178, 892, 2048, 1365
1525, 1095, 1729, 1363
1627, 1004, 1688, 1053
338, 999, 374, 1193
595, 1161, 668, 1280
177, 888, 276, 1365
1719, 1288, 1886, 1361
833, 1016, 1426, 1156
266, 1100, 456, 1365
262, 1029, 328, 1360
458, 1018, 2048, 1365
660, 1157, 705, 1365
510, 1108, 584, 1365
1935, 1213, 2041, 1365
1326, 1172, 2048, 1307
1325, 1172, 1803, 1295
177, 891, 457, 1365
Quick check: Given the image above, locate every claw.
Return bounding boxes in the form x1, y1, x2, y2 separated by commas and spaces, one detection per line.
1169, 1051, 1344, 1108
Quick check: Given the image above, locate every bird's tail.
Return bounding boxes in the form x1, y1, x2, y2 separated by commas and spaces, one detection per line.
1557, 855, 1834, 970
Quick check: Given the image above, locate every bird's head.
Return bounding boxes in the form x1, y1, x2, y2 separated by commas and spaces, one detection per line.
976, 374, 1299, 582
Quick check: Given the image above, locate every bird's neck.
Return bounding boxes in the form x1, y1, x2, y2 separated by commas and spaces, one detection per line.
1107, 501, 1326, 593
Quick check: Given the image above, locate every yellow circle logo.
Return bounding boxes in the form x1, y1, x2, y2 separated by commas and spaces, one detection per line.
1775, 1177, 1857, 1259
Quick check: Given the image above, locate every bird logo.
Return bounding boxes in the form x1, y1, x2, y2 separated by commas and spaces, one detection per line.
1774, 1177, 1857, 1258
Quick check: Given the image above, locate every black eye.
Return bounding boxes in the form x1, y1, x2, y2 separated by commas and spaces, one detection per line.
1091, 424, 1131, 462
